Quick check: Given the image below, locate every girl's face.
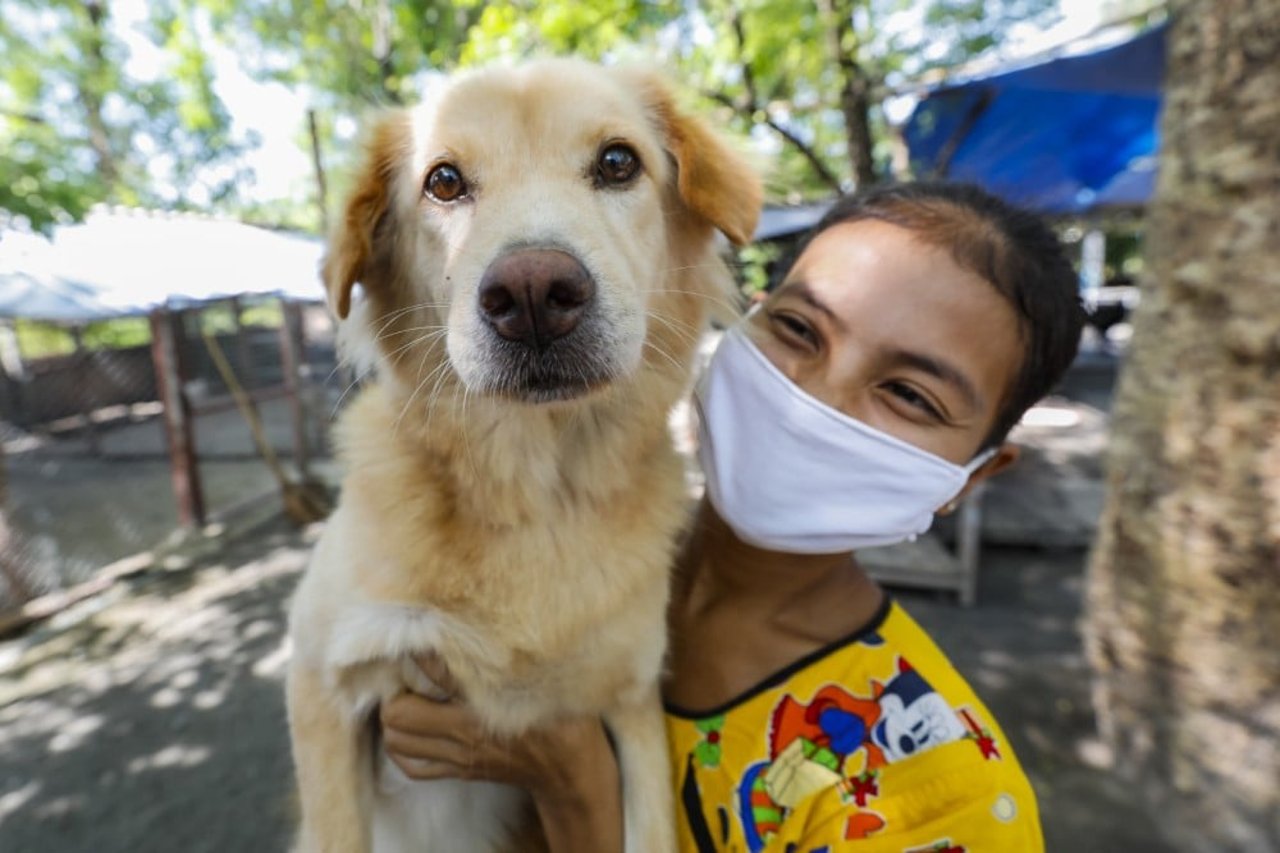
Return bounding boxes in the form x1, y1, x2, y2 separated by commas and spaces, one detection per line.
748, 219, 1023, 466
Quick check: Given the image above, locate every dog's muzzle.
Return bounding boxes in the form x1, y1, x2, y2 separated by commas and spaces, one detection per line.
477, 248, 612, 402
479, 249, 595, 351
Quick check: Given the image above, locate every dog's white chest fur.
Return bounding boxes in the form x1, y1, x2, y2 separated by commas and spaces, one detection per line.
373, 772, 525, 853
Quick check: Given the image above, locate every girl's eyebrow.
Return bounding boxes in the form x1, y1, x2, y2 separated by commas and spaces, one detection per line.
886, 347, 985, 413
777, 281, 845, 331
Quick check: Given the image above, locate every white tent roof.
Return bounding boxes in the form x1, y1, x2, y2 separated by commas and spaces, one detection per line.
0, 209, 326, 323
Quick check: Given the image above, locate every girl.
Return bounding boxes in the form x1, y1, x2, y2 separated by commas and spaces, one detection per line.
378, 182, 1084, 852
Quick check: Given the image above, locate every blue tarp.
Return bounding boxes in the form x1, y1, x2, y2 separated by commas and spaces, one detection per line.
903, 25, 1166, 215
753, 202, 834, 242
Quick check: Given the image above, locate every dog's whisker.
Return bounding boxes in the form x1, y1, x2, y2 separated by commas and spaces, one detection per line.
657, 262, 731, 275
330, 362, 379, 418
422, 359, 457, 434
373, 323, 450, 345
392, 338, 447, 436
645, 311, 703, 349
459, 383, 481, 483
646, 286, 743, 315
329, 378, 362, 419
367, 302, 450, 340
642, 339, 684, 375
383, 328, 449, 365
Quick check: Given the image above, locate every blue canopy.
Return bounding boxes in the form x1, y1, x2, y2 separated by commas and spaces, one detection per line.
903, 24, 1166, 215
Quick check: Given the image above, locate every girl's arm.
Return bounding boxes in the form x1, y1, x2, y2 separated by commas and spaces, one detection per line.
378, 656, 624, 853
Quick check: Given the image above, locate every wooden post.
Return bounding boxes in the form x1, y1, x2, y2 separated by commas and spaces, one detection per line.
278, 299, 311, 477
0, 321, 26, 426
70, 324, 101, 456
307, 109, 330, 235
955, 482, 987, 608
0, 441, 34, 604
229, 296, 252, 383
149, 308, 205, 527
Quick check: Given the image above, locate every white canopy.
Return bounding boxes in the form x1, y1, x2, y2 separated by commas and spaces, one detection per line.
0, 209, 326, 324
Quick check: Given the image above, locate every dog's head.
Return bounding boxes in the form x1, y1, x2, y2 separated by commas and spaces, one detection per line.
325, 59, 761, 409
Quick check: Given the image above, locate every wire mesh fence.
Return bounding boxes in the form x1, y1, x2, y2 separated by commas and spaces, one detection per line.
0, 296, 346, 612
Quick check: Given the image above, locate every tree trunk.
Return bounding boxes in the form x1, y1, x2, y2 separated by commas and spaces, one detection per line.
816, 0, 876, 189
710, 7, 843, 194
370, 0, 401, 104
1086, 3, 1280, 852
77, 0, 119, 194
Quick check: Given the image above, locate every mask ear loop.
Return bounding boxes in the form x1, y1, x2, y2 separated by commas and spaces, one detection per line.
937, 447, 1000, 516
962, 446, 1000, 475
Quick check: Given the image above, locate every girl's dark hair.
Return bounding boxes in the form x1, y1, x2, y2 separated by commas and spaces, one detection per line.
774, 181, 1085, 448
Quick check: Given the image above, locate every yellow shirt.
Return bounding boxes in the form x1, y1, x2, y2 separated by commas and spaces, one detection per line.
665, 599, 1043, 852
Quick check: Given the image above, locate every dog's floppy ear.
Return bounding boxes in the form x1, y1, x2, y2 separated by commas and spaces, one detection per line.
323, 112, 410, 319
631, 70, 763, 246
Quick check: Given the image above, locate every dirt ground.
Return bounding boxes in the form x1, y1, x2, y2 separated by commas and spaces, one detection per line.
0, 514, 1166, 852
1, 345, 1167, 852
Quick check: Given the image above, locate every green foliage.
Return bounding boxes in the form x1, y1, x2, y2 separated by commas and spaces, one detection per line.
457, 0, 1059, 199
191, 0, 477, 107
459, 0, 682, 63
738, 242, 785, 295
12, 316, 152, 360
0, 0, 1070, 232
240, 300, 284, 329
83, 316, 151, 350
14, 320, 75, 359
0, 0, 253, 231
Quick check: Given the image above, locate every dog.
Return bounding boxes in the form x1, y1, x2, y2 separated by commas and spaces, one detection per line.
285, 58, 761, 853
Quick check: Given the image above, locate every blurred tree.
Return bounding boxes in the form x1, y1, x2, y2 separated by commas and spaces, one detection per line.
0, 0, 1068, 229
0, 0, 252, 231
460, 0, 1058, 199
185, 0, 481, 228
189, 0, 477, 108
1086, 1, 1280, 850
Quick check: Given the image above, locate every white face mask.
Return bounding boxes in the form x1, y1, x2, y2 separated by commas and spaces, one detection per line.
694, 324, 996, 554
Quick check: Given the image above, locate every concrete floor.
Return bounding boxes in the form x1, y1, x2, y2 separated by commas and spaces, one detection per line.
0, 347, 1166, 851
0, 522, 1166, 852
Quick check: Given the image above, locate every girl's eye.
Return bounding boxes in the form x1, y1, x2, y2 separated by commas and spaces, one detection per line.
885, 381, 943, 421
772, 313, 818, 346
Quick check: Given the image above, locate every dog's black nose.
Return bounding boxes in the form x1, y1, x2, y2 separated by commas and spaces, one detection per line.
478, 249, 595, 350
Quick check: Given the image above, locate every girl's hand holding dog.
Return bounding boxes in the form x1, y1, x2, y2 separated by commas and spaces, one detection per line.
380, 654, 623, 853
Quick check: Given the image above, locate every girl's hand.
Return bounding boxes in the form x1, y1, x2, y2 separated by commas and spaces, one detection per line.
378, 654, 624, 853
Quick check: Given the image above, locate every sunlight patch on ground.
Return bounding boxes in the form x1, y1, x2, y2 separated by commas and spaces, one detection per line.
126, 743, 213, 774
1076, 735, 1115, 770
47, 713, 105, 754
253, 637, 293, 679
0, 780, 40, 821
150, 686, 185, 709
33, 794, 83, 820
1020, 404, 1083, 429
193, 688, 227, 710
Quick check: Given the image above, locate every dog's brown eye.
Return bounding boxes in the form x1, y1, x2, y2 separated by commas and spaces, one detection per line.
596, 144, 641, 187
425, 163, 467, 202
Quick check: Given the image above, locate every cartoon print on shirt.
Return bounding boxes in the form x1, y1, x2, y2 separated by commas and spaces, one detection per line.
870, 661, 968, 763
736, 657, 967, 850
902, 840, 967, 853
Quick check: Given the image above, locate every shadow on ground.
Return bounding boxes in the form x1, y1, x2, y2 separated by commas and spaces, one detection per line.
0, 518, 1165, 852
0, 352, 1157, 853
903, 547, 1168, 853
0, 519, 310, 853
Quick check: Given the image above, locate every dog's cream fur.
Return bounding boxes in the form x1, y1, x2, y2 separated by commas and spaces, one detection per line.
286, 59, 761, 853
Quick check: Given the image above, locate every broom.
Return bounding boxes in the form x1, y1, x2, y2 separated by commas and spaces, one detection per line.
201, 327, 333, 525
